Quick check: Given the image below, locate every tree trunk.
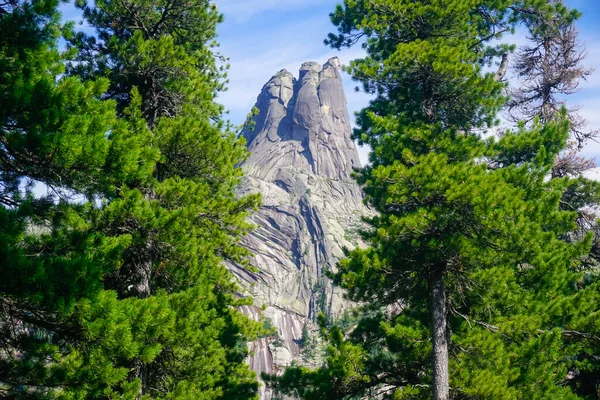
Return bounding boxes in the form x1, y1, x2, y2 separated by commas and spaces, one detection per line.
494, 53, 509, 82
125, 239, 153, 299
134, 241, 153, 398
431, 270, 449, 400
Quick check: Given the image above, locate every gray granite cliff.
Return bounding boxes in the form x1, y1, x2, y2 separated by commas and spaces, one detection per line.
230, 57, 371, 398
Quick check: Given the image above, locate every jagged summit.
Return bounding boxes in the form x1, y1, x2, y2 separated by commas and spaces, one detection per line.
241, 57, 361, 182
231, 58, 371, 399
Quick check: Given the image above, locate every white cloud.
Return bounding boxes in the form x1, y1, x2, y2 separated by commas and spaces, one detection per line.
583, 166, 600, 181
575, 95, 600, 160
582, 39, 600, 89
214, 0, 327, 22
356, 144, 371, 166
580, 97, 600, 128
219, 45, 368, 112
217, 14, 371, 126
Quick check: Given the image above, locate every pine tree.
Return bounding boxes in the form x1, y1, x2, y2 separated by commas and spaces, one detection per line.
507, 1, 596, 154
268, 1, 600, 399
504, 2, 600, 394
1, 0, 263, 398
65, 0, 263, 397
1, 0, 157, 396
503, 0, 600, 275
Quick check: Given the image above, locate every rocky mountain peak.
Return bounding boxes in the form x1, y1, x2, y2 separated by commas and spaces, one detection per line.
241, 57, 361, 182
231, 58, 372, 399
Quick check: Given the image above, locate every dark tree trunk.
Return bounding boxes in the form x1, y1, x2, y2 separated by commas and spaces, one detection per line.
122, 239, 153, 299
431, 270, 449, 400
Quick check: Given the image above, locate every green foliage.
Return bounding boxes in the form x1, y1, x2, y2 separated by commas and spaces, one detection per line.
300, 323, 310, 348
68, 0, 226, 126
269, 1, 600, 399
1, 0, 261, 398
259, 317, 278, 339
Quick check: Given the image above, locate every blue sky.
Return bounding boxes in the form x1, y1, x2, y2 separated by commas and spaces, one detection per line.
212, 0, 374, 162
213, 0, 600, 165
60, 0, 600, 165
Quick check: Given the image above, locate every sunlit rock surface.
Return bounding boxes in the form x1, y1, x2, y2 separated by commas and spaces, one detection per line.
230, 57, 371, 398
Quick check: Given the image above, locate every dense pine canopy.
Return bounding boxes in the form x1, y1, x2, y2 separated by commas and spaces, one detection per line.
268, 1, 600, 399
0, 0, 262, 398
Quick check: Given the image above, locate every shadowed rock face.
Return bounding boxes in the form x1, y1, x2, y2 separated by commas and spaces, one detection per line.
230, 57, 370, 398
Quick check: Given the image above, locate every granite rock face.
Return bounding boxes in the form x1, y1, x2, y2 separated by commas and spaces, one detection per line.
230, 57, 370, 398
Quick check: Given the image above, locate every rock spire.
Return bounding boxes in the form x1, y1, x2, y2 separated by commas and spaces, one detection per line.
230, 57, 371, 398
